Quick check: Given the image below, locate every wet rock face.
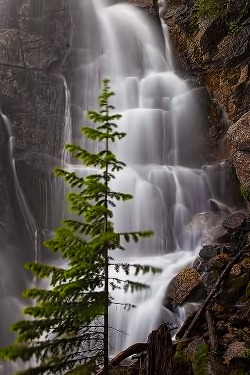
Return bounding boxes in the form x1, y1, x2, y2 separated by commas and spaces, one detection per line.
117, 0, 158, 15
0, 0, 71, 230
163, 0, 249, 121
0, 0, 71, 152
163, 0, 250, 193
0, 0, 74, 350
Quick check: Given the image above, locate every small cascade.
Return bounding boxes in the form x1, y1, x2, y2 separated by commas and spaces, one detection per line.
0, 113, 38, 245
0, 113, 38, 374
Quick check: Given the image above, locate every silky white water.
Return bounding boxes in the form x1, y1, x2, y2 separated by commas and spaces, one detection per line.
0, 1, 223, 372
69, 0, 214, 354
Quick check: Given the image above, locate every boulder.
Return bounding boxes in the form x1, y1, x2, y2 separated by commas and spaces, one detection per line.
164, 268, 205, 306
231, 300, 250, 327
199, 243, 232, 261
208, 254, 230, 270
209, 199, 231, 214
222, 212, 246, 229
199, 244, 221, 261
224, 341, 247, 365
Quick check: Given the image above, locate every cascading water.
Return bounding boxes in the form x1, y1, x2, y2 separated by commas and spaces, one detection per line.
67, 0, 215, 355
0, 0, 227, 372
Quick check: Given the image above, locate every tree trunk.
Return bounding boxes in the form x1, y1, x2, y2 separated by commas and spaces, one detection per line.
139, 323, 174, 375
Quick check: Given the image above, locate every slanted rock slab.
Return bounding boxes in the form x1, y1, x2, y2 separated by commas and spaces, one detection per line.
165, 268, 205, 306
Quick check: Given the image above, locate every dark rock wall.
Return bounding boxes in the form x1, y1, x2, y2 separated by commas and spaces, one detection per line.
0, 0, 72, 348
0, 0, 71, 233
161, 0, 250, 200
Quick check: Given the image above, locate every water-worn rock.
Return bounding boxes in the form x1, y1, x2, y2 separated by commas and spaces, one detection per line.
199, 244, 227, 261
209, 199, 231, 214
240, 256, 250, 270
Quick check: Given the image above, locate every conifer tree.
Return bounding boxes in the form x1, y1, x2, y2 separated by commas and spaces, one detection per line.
0, 79, 161, 375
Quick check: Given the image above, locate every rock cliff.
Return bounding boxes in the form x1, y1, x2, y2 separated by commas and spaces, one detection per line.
161, 0, 250, 206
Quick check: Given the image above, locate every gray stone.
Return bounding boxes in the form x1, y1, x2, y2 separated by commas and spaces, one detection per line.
224, 341, 247, 364
0, 29, 24, 66
199, 244, 219, 261
222, 211, 246, 229
228, 112, 250, 152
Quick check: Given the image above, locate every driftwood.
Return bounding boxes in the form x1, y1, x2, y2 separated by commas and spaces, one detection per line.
205, 309, 218, 352
183, 245, 248, 339
96, 342, 147, 375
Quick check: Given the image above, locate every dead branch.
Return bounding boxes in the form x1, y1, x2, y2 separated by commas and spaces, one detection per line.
96, 342, 147, 375
205, 309, 218, 352
183, 245, 248, 339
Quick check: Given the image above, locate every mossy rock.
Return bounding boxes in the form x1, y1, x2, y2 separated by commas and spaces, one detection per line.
241, 281, 250, 301
218, 273, 249, 306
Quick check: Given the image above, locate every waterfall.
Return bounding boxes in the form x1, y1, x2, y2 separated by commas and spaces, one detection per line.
67, 0, 215, 354
0, 1, 227, 372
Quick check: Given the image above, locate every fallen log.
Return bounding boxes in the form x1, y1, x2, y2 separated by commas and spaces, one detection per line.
183, 245, 248, 339
96, 342, 147, 375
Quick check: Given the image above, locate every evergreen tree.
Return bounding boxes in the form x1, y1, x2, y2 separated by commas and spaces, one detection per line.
0, 79, 161, 375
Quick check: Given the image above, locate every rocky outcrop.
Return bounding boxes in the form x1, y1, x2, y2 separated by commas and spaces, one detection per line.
162, 211, 250, 375
108, 212, 250, 375
162, 0, 250, 203
228, 111, 250, 211
0, 0, 71, 231
118, 0, 158, 15
0, 0, 72, 348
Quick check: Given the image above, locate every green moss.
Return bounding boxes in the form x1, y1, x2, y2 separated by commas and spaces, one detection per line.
174, 343, 209, 375
193, 0, 229, 19
192, 0, 249, 35
240, 185, 250, 202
